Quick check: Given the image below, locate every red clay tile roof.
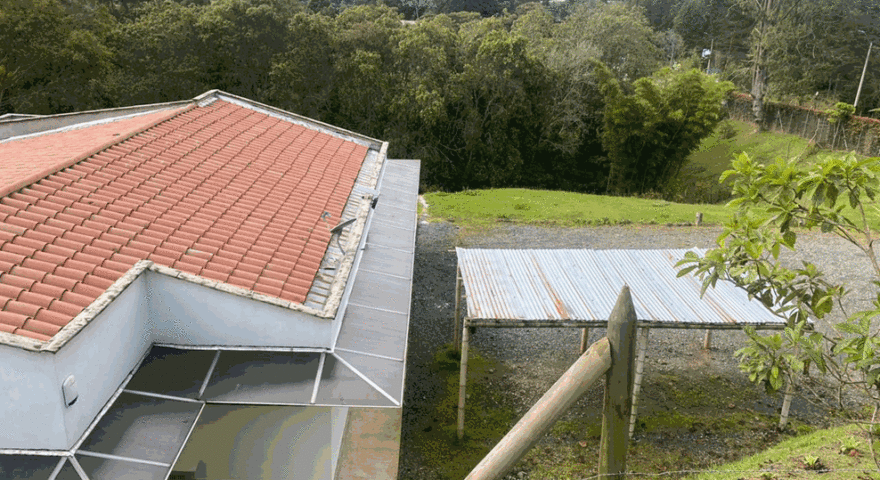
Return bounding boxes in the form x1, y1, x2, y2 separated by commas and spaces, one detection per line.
0, 100, 368, 341
0, 107, 189, 198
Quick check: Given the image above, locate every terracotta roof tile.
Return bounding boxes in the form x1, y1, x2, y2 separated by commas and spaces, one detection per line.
0, 99, 368, 340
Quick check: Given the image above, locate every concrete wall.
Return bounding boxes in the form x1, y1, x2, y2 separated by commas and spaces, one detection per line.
0, 276, 151, 450
53, 275, 153, 448
148, 273, 333, 348
0, 344, 67, 449
0, 268, 337, 450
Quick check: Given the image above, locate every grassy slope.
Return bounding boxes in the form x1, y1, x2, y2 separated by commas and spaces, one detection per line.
686, 423, 876, 480
688, 119, 830, 179
424, 188, 731, 227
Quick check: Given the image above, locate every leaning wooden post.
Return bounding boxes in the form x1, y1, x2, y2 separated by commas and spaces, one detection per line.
579, 327, 590, 354
457, 319, 471, 440
779, 376, 794, 429
628, 327, 650, 438
454, 267, 463, 351
599, 286, 638, 479
703, 329, 712, 350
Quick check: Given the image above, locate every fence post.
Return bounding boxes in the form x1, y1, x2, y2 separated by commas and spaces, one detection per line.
599, 285, 638, 479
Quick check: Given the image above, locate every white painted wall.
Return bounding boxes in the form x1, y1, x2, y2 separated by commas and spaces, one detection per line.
53, 275, 153, 448
0, 269, 337, 450
0, 344, 67, 449
147, 273, 333, 348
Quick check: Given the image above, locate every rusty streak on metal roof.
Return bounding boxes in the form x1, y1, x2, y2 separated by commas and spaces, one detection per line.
456, 248, 788, 329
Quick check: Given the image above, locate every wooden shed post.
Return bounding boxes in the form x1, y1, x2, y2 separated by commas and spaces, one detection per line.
579, 327, 590, 354
628, 327, 650, 438
454, 267, 463, 351
703, 329, 712, 350
599, 286, 638, 479
457, 319, 471, 440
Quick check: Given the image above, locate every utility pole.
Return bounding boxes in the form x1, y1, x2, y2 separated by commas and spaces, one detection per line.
855, 42, 873, 109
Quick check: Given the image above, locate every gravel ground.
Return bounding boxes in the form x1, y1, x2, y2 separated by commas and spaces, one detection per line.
399, 220, 877, 479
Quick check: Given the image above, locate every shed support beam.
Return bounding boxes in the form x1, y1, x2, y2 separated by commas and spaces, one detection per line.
457, 320, 471, 440
703, 329, 712, 350
628, 327, 650, 438
579, 328, 590, 354
454, 267, 463, 351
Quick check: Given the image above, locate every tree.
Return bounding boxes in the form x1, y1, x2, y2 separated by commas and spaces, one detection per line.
679, 153, 880, 450
736, 0, 802, 130
0, 0, 115, 114
268, 12, 337, 119
105, 1, 208, 106
593, 61, 734, 194
558, 2, 662, 83
196, 0, 296, 103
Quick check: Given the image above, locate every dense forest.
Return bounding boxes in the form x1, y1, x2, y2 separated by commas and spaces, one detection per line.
1, 0, 878, 193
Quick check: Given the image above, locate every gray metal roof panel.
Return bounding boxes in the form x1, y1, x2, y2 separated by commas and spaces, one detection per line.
456, 248, 786, 328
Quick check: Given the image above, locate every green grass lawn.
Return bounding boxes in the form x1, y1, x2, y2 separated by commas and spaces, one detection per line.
424, 188, 731, 227
685, 423, 878, 479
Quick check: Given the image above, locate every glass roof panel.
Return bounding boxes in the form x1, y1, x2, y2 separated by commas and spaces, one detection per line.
346, 268, 411, 314
314, 355, 394, 406
0, 454, 62, 480
173, 405, 333, 480
335, 303, 407, 360
125, 346, 216, 399
75, 455, 167, 480
77, 392, 201, 464
334, 350, 404, 404
200, 351, 320, 404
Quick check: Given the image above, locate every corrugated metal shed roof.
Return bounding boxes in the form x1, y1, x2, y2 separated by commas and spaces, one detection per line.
456, 248, 787, 329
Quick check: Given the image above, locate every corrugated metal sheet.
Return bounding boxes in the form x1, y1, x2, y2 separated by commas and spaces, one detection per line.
456, 248, 787, 329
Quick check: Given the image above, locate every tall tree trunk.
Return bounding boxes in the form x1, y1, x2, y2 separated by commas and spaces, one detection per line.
751, 0, 771, 132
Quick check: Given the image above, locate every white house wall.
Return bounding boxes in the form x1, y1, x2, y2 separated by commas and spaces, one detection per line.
0, 343, 67, 449
147, 272, 333, 348
53, 274, 153, 448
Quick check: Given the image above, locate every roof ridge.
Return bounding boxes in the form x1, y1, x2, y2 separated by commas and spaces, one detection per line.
0, 104, 195, 200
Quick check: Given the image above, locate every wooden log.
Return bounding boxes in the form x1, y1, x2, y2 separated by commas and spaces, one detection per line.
599, 286, 638, 479
579, 327, 590, 354
457, 320, 470, 440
